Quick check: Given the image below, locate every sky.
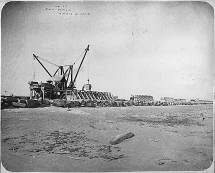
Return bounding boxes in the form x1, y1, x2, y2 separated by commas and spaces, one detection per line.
1, 1, 214, 101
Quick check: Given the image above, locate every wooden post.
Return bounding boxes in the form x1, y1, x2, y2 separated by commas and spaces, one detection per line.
30, 89, 32, 99
41, 87, 45, 100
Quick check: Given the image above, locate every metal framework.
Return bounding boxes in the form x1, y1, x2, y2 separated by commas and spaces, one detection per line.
29, 45, 114, 102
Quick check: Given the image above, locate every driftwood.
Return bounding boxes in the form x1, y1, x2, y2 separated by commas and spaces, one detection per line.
110, 132, 135, 145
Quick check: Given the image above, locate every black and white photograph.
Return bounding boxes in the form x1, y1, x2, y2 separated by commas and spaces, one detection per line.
1, 1, 214, 172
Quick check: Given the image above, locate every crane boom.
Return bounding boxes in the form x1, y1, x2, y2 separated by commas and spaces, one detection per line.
33, 54, 52, 77
72, 45, 90, 87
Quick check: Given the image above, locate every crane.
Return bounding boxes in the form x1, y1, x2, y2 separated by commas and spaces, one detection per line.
30, 45, 90, 99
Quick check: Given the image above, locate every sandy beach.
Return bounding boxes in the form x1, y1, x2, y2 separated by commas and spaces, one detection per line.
1, 104, 213, 172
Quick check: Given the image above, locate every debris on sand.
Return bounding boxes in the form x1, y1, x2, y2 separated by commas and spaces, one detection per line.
67, 156, 83, 160
154, 158, 172, 166
110, 132, 135, 145
121, 114, 205, 126
26, 99, 40, 108
52, 99, 67, 107
12, 102, 26, 108
149, 139, 160, 142
2, 130, 126, 161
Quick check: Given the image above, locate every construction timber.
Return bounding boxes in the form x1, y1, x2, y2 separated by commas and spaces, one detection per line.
65, 90, 113, 101
130, 95, 154, 106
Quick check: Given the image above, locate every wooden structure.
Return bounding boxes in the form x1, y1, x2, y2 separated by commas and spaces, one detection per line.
130, 95, 154, 106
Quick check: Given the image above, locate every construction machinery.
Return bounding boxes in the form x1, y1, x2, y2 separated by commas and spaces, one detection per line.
28, 45, 114, 105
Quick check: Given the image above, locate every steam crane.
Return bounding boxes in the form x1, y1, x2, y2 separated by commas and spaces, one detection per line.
29, 45, 90, 100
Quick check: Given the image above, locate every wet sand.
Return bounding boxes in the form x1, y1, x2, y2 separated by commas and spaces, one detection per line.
1, 105, 213, 172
